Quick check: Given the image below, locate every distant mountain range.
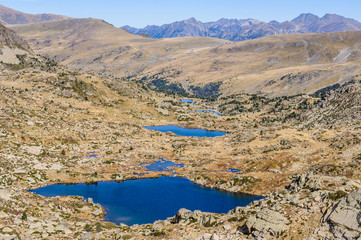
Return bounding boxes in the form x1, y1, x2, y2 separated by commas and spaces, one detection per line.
0, 4, 70, 25
123, 13, 361, 41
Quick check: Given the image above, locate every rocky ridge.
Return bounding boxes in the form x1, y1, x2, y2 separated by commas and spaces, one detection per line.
123, 13, 361, 42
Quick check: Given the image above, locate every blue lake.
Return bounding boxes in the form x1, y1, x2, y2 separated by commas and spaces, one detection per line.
197, 110, 222, 116
144, 125, 227, 137
144, 159, 184, 171
180, 99, 194, 103
30, 177, 262, 226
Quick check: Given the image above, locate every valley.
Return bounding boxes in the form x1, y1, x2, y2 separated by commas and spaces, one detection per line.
0, 3, 360, 240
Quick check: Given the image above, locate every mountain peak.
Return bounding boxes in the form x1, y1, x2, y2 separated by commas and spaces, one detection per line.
184, 17, 199, 24
321, 13, 346, 21
291, 13, 320, 24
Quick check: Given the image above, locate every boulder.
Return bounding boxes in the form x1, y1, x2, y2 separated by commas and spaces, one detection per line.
0, 190, 12, 201
201, 214, 218, 227
240, 208, 290, 237
92, 209, 103, 216
22, 146, 42, 155
172, 208, 192, 224
200, 233, 212, 240
171, 208, 204, 225
55, 222, 72, 234
322, 189, 361, 239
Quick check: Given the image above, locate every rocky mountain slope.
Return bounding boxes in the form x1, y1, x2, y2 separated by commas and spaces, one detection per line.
10, 18, 228, 77
123, 13, 361, 41
0, 4, 69, 25
11, 18, 361, 98
136, 31, 361, 97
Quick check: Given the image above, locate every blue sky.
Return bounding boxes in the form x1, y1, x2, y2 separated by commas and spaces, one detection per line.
2, 0, 361, 28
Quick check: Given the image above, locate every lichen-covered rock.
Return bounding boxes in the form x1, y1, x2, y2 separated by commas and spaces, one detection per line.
240, 208, 290, 237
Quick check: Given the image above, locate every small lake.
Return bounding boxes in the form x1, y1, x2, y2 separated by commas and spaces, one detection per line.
197, 110, 222, 116
180, 99, 194, 103
144, 159, 184, 171
30, 177, 262, 226
144, 125, 227, 137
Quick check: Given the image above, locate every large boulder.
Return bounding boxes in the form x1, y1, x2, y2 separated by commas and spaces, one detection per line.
171, 208, 217, 227
322, 189, 361, 239
172, 208, 200, 225
240, 208, 290, 238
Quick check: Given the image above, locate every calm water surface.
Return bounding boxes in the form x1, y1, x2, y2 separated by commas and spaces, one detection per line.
180, 99, 194, 103
144, 125, 227, 137
197, 110, 222, 116
144, 159, 184, 171
30, 177, 262, 226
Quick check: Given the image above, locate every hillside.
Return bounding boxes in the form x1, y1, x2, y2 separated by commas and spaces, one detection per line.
136, 31, 361, 97
10, 18, 229, 76
123, 13, 361, 41
12, 19, 361, 97
0, 4, 69, 25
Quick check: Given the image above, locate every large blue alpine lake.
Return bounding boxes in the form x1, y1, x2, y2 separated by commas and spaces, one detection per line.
30, 177, 262, 226
144, 125, 227, 137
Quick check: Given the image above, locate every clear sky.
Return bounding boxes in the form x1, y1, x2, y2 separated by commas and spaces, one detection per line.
2, 0, 361, 28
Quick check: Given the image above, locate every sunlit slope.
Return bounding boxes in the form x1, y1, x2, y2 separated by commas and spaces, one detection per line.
11, 18, 229, 76
137, 31, 361, 97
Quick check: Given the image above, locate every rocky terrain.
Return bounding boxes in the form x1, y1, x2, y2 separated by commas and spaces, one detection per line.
123, 13, 361, 41
0, 8, 360, 240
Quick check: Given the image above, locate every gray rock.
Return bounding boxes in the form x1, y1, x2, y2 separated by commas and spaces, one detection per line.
201, 214, 218, 227
156, 107, 169, 116
211, 233, 220, 240
172, 208, 193, 224
287, 172, 322, 192
92, 209, 103, 216
240, 208, 290, 237
79, 233, 94, 240
322, 189, 361, 239
223, 224, 231, 230
171, 208, 201, 225
158, 102, 171, 109
200, 233, 212, 240
55, 222, 72, 234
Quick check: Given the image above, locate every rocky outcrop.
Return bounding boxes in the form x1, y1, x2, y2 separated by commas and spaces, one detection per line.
240, 208, 290, 238
172, 208, 218, 227
322, 189, 361, 239
0, 22, 31, 51
287, 172, 322, 192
